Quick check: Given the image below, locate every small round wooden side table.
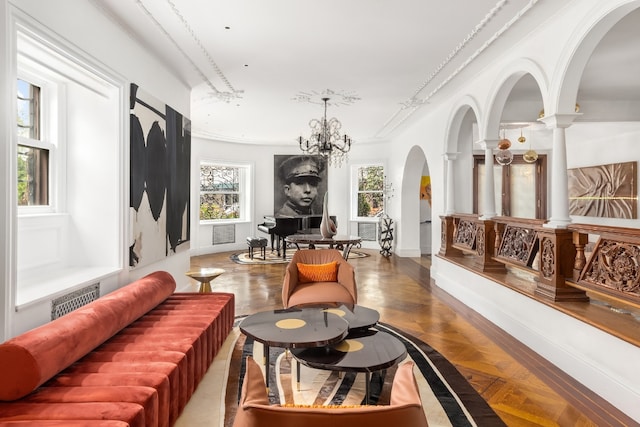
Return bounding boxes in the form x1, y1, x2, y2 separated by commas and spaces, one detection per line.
185, 267, 225, 293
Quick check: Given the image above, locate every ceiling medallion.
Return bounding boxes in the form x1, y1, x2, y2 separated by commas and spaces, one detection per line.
293, 89, 360, 107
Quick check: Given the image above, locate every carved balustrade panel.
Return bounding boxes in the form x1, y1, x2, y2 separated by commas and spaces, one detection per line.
438, 216, 464, 257
579, 239, 640, 301
496, 224, 539, 267
453, 219, 477, 252
540, 236, 556, 280
569, 223, 640, 306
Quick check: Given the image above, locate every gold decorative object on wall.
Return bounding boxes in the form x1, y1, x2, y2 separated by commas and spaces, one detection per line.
568, 161, 637, 219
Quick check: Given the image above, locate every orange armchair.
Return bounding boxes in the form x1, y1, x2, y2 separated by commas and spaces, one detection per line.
282, 249, 357, 309
232, 356, 429, 427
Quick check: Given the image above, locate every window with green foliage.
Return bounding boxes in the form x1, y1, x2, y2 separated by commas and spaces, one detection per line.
199, 163, 250, 221
17, 78, 49, 207
356, 165, 385, 218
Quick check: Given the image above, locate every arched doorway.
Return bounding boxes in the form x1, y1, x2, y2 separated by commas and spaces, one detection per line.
398, 145, 430, 258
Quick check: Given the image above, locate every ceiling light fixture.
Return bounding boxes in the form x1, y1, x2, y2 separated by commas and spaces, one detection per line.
298, 97, 352, 167
495, 128, 513, 166
523, 129, 539, 163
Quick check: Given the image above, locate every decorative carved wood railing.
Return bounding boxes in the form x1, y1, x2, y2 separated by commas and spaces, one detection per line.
447, 214, 505, 273
492, 217, 543, 268
568, 223, 640, 307
440, 214, 589, 302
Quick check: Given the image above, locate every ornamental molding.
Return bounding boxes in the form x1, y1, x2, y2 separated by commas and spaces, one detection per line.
376, 0, 541, 138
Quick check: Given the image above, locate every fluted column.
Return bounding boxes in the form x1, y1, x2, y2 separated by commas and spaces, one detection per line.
539, 114, 579, 229
479, 139, 499, 219
444, 152, 458, 215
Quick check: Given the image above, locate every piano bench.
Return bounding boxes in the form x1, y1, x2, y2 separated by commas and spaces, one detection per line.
246, 236, 268, 260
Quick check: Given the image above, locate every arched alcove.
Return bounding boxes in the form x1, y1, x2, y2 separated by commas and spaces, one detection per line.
444, 100, 480, 215
397, 145, 429, 257
558, 4, 640, 227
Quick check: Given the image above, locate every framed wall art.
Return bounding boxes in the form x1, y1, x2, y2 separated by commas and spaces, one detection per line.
129, 83, 191, 268
568, 161, 637, 219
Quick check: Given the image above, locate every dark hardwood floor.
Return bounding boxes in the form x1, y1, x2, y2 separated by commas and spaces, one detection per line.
189, 248, 636, 426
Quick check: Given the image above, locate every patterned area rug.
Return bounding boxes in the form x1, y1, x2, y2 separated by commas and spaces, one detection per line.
223, 320, 506, 426
230, 248, 369, 265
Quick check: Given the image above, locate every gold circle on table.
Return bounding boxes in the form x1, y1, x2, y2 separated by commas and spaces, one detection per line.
323, 308, 346, 317
275, 318, 306, 329
334, 339, 364, 352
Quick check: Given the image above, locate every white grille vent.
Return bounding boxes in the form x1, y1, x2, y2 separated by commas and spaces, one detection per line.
213, 224, 235, 245
358, 223, 377, 241
51, 283, 100, 320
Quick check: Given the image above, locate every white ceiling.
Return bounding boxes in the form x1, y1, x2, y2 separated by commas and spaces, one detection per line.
93, 0, 640, 145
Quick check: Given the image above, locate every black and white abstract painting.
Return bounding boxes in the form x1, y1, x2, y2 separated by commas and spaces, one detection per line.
129, 83, 191, 268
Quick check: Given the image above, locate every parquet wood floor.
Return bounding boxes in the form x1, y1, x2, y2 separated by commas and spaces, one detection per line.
189, 248, 637, 426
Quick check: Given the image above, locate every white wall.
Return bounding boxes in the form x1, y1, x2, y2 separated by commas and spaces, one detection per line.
190, 137, 392, 256
2, 0, 192, 338
566, 121, 640, 229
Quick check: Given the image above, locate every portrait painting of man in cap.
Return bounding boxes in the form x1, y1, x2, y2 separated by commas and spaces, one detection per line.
274, 155, 327, 216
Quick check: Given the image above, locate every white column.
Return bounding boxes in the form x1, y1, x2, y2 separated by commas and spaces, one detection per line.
480, 139, 498, 219
444, 152, 458, 215
539, 114, 579, 229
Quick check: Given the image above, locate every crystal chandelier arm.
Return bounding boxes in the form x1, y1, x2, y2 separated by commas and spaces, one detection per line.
296, 97, 352, 166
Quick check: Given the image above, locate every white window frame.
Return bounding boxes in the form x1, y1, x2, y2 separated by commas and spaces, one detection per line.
199, 161, 252, 224
12, 17, 124, 311
16, 31, 66, 216
351, 163, 386, 221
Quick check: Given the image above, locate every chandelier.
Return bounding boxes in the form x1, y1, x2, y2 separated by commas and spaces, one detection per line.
298, 97, 352, 167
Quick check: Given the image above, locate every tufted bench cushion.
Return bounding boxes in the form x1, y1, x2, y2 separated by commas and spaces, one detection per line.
0, 271, 176, 401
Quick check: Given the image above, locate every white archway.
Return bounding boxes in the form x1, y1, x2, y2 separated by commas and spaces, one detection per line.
396, 145, 429, 257
482, 58, 549, 141
552, 1, 640, 115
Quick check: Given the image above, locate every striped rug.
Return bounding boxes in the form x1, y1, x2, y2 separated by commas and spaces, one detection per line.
223, 321, 506, 426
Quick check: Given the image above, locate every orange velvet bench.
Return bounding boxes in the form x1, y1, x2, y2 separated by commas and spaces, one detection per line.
0, 271, 235, 427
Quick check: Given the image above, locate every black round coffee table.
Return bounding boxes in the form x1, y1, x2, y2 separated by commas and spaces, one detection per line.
290, 328, 407, 403
239, 307, 349, 389
321, 304, 380, 330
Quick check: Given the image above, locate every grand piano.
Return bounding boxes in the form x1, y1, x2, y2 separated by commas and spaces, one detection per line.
257, 215, 336, 258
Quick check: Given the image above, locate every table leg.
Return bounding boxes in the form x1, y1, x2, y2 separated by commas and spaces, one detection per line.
296, 359, 301, 391
365, 372, 371, 404
342, 243, 355, 259
264, 344, 270, 390
199, 281, 212, 293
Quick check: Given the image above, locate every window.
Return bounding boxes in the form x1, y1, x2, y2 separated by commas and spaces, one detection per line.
355, 165, 385, 218
200, 163, 251, 221
17, 78, 50, 207
14, 24, 122, 308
